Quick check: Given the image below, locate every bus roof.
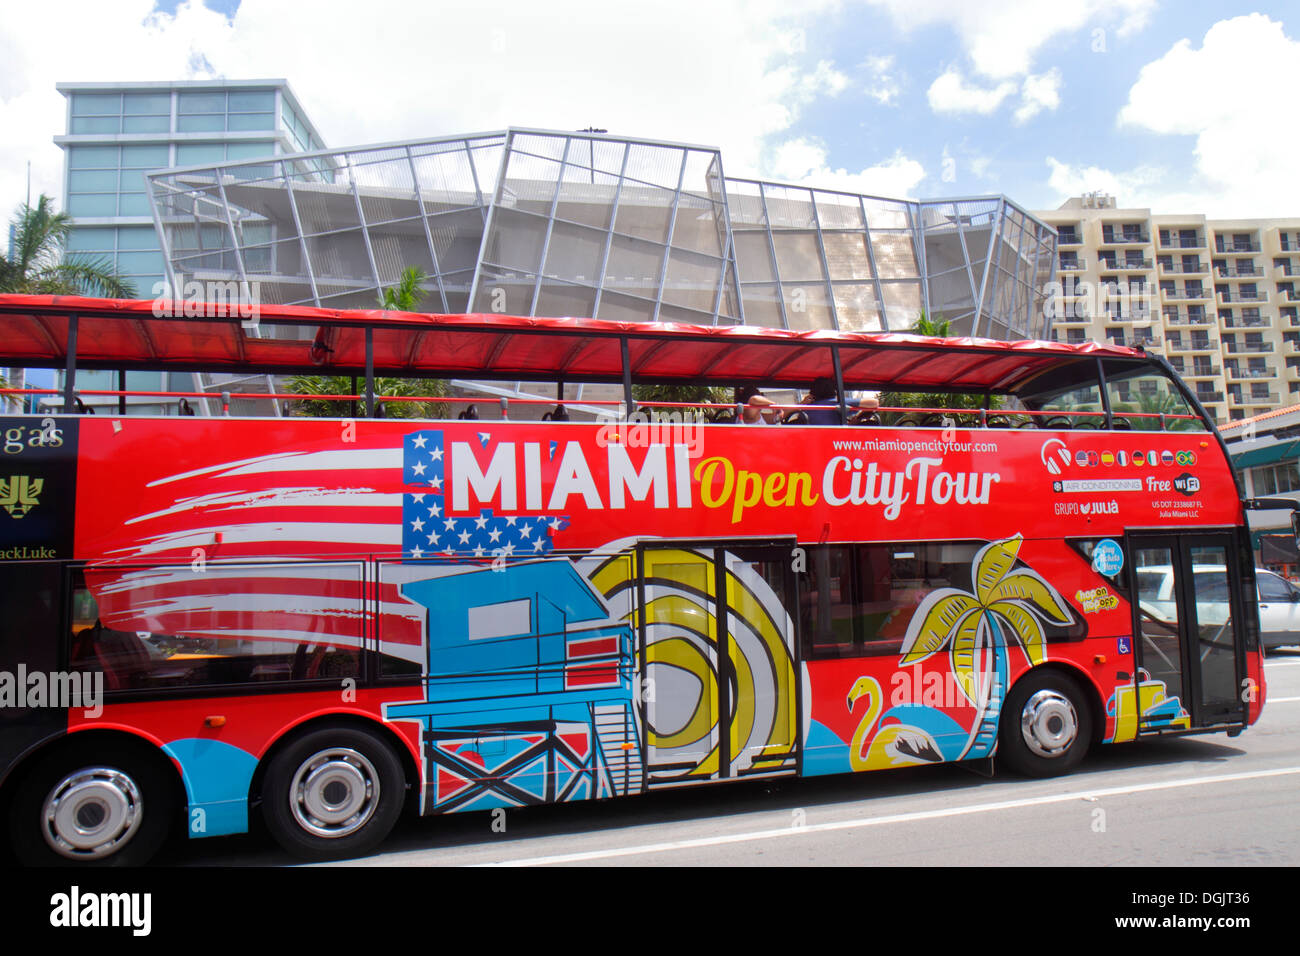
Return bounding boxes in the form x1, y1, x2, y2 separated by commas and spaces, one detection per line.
0, 293, 1145, 393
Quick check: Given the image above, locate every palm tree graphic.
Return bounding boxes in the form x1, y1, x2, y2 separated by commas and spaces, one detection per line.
898, 535, 1076, 759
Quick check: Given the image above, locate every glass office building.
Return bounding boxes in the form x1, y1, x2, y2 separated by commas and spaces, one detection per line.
146, 128, 1057, 341
46, 80, 328, 413
56, 79, 327, 298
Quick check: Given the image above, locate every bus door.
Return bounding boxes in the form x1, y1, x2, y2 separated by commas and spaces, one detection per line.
636, 542, 799, 787
1127, 532, 1247, 730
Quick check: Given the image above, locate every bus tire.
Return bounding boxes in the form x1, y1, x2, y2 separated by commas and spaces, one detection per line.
9, 739, 176, 866
998, 670, 1093, 777
262, 726, 404, 861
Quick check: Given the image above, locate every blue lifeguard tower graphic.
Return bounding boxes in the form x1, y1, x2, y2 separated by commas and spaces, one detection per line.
384, 560, 642, 813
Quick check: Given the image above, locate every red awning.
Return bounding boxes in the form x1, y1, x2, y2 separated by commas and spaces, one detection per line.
0, 293, 1144, 392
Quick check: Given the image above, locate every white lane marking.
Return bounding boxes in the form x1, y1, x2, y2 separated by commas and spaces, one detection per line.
1267, 696, 1300, 702
480, 766, 1300, 867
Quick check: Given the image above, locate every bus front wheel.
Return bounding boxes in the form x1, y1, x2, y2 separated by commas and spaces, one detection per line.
998, 671, 1093, 777
9, 739, 177, 866
262, 726, 404, 861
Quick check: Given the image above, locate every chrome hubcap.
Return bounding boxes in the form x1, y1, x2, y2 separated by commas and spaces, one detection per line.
290, 748, 379, 839
42, 767, 142, 860
1020, 689, 1079, 758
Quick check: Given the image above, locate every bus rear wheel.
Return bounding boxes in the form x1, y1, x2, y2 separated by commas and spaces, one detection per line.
998, 671, 1093, 777
9, 740, 176, 866
262, 726, 404, 861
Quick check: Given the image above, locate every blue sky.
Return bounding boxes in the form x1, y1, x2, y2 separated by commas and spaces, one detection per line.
1, 1, 1296, 218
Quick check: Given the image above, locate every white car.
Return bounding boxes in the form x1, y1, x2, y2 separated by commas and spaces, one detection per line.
1135, 565, 1300, 652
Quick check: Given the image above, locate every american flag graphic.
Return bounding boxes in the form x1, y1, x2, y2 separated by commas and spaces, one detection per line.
83, 425, 570, 665
401, 429, 569, 559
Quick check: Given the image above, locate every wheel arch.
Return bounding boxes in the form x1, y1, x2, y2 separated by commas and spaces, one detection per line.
1006, 661, 1106, 748
1, 727, 187, 814
249, 713, 420, 815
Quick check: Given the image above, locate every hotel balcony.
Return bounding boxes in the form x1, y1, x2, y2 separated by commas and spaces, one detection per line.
1221, 315, 1271, 329
1215, 240, 1262, 254
1164, 287, 1210, 301
1162, 311, 1212, 327
1194, 390, 1225, 403
1103, 310, 1156, 324
1224, 340, 1275, 354
1100, 230, 1149, 245
1159, 260, 1207, 275
1230, 391, 1281, 407
1058, 257, 1085, 271
1216, 265, 1264, 278
1225, 366, 1277, 381
1218, 289, 1269, 303
1159, 234, 1206, 249
1166, 338, 1219, 353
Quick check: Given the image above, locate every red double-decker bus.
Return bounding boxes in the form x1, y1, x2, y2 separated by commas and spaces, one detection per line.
0, 294, 1270, 865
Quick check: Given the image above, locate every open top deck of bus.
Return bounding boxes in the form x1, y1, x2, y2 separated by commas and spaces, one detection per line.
0, 292, 1218, 437
0, 293, 1140, 384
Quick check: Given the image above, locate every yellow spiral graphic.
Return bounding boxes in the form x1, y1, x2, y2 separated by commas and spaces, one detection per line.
590, 546, 796, 781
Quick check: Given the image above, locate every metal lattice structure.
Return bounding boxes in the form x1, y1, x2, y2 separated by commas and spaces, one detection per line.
147, 127, 1056, 339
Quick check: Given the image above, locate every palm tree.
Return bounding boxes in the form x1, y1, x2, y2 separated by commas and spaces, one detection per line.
880, 312, 1002, 421
899, 535, 1077, 758
287, 266, 447, 418
0, 195, 135, 297
378, 265, 427, 311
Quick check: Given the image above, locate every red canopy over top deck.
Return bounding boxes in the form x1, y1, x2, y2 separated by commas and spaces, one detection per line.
0, 293, 1145, 393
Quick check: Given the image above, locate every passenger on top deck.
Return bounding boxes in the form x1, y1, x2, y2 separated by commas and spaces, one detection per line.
733, 385, 777, 424
794, 378, 881, 425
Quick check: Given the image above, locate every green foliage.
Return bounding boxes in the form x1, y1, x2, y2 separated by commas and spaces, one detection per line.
632, 383, 731, 419
0, 195, 135, 297
289, 267, 447, 417
909, 311, 951, 338
1113, 390, 1197, 431
286, 374, 448, 419
379, 265, 428, 312
879, 312, 1003, 422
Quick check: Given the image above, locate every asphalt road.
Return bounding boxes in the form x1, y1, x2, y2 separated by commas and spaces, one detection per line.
164, 651, 1300, 868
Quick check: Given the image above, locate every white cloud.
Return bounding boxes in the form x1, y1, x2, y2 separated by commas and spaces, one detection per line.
861, 54, 901, 105
863, 0, 1155, 78
770, 137, 926, 199
1014, 69, 1062, 124
0, 0, 850, 212
1115, 14, 1300, 216
1043, 156, 1257, 218
868, 0, 1153, 122
1045, 157, 1167, 204
927, 69, 1016, 115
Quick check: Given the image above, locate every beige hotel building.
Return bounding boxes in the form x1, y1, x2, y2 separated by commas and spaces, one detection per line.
1034, 193, 1300, 424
